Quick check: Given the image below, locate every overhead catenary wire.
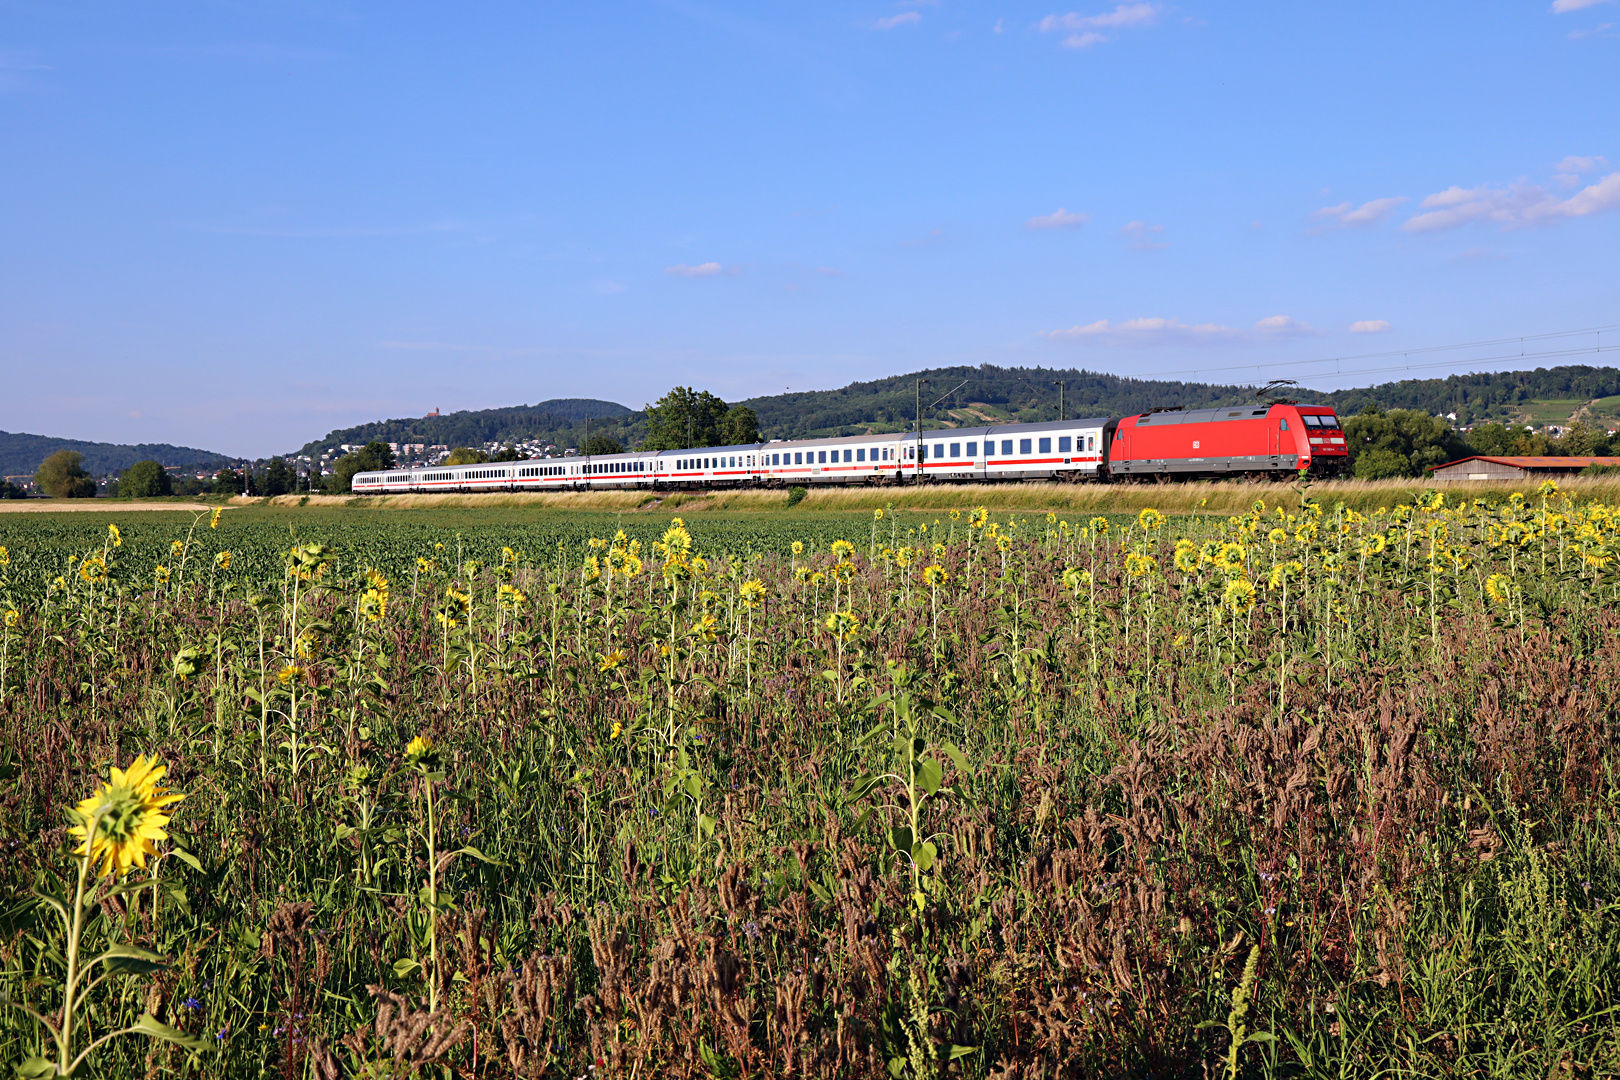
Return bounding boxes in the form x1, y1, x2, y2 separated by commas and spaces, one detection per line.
1116, 322, 1618, 387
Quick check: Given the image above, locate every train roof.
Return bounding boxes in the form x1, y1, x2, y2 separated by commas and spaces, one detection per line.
1126, 403, 1341, 426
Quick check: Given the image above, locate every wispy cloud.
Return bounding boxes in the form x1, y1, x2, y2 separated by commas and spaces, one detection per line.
1043, 317, 1239, 343
1254, 315, 1317, 336
1551, 0, 1611, 12
1404, 169, 1620, 232
1349, 320, 1391, 333
664, 261, 726, 277
1554, 155, 1609, 187
1120, 220, 1167, 250
0, 50, 53, 94
1309, 196, 1409, 231
874, 11, 922, 29
1039, 3, 1159, 47
1026, 207, 1090, 229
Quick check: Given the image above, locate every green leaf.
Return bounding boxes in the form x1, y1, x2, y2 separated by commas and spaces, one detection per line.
698, 814, 717, 840
915, 841, 937, 872
1246, 1032, 1277, 1044
30, 888, 70, 928
96, 942, 168, 975
169, 846, 203, 872
940, 742, 971, 777
886, 826, 913, 854
455, 845, 502, 866
945, 1044, 978, 1062
683, 773, 702, 799
852, 807, 873, 832
806, 879, 832, 904
15, 1055, 57, 1078
917, 757, 943, 796
134, 1013, 211, 1051
392, 957, 422, 978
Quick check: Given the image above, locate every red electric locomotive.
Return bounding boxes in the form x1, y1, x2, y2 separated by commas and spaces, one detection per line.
1107, 401, 1348, 480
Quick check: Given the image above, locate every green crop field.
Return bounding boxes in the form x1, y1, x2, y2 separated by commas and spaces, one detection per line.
2, 490, 1619, 1078
1519, 398, 1587, 423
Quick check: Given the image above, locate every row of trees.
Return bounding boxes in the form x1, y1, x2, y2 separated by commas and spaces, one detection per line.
30, 451, 309, 499
1345, 406, 1619, 478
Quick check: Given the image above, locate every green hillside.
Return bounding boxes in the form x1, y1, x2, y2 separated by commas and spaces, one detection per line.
0, 430, 231, 478
289, 364, 1620, 457
296, 398, 637, 457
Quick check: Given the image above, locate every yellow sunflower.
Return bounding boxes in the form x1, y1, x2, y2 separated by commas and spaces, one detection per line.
68, 755, 185, 878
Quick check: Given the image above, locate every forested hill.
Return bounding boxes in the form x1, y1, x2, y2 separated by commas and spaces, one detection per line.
738, 366, 1265, 439
298, 398, 636, 456
1320, 365, 1620, 424
291, 363, 1620, 454
0, 431, 230, 477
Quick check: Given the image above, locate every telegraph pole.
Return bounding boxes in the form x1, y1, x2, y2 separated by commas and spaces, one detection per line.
914, 379, 928, 482
1054, 380, 1065, 421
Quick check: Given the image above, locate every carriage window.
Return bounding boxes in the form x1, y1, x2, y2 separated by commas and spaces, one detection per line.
1020, 439, 1032, 455
966, 442, 977, 457
1039, 438, 1051, 454
1280, 420, 1289, 431
950, 443, 961, 458
794, 452, 802, 465
1088, 436, 1095, 451
842, 449, 850, 462
1302, 415, 1321, 427
1002, 440, 1014, 455
1059, 436, 1071, 453
856, 448, 865, 462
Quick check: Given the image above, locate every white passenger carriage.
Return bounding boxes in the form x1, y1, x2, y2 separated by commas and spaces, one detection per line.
349, 416, 1116, 493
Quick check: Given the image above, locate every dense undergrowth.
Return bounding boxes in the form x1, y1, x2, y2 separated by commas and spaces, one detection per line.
1, 492, 1618, 1078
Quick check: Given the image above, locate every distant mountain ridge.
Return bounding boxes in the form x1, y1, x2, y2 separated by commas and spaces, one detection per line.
0, 430, 231, 478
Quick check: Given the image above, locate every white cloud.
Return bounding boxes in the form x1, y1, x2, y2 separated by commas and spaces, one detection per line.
1404, 170, 1620, 232
1551, 0, 1611, 12
1044, 316, 1239, 343
1349, 320, 1391, 333
1556, 155, 1608, 174
1310, 195, 1408, 230
1121, 220, 1167, 249
1039, 3, 1158, 47
874, 11, 922, 29
1026, 207, 1090, 229
1254, 315, 1316, 335
664, 262, 724, 277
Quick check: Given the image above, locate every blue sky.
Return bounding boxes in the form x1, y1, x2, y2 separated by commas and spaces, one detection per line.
2, 1, 1617, 458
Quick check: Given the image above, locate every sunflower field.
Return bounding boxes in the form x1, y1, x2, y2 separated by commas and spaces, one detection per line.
2, 489, 1620, 1078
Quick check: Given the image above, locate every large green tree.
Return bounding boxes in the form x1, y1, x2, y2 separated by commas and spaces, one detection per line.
259, 458, 297, 496
1343, 407, 1468, 477
120, 460, 173, 498
720, 405, 760, 446
327, 441, 397, 493
36, 451, 98, 498
444, 447, 489, 466
581, 433, 624, 456
641, 388, 734, 450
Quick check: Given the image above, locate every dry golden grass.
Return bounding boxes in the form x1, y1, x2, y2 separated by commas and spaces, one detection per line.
245, 476, 1620, 516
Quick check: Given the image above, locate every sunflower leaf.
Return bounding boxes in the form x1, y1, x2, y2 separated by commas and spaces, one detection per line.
134, 1013, 210, 1051
96, 942, 168, 975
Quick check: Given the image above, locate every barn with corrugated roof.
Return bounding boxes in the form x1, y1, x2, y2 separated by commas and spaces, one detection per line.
1430, 456, 1620, 482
